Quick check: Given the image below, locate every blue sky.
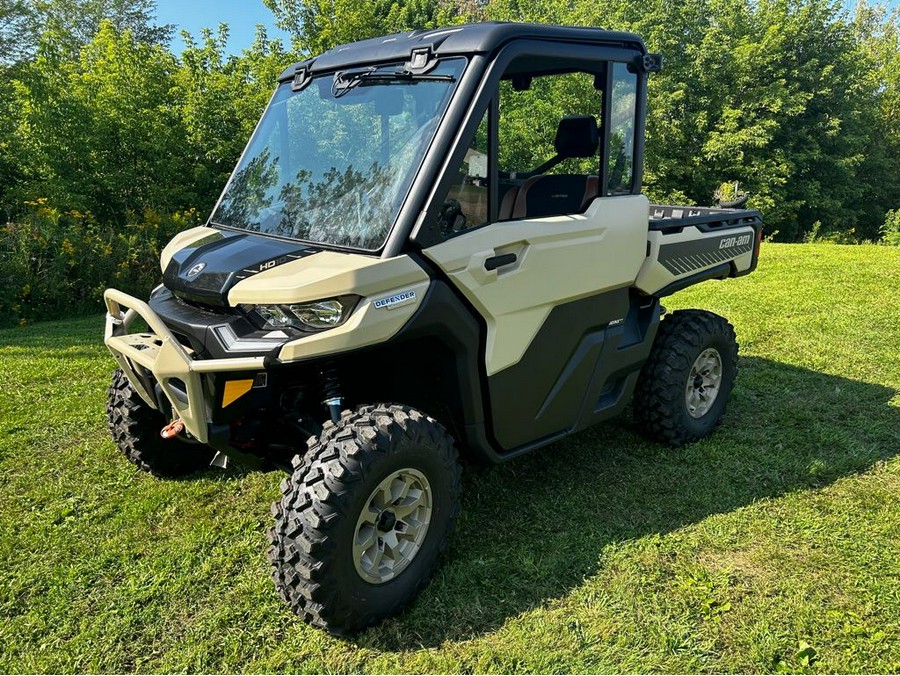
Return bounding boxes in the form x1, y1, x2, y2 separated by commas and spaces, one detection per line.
155, 0, 291, 55
156, 0, 900, 56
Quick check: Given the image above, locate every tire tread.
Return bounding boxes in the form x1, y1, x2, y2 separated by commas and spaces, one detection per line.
267, 404, 461, 634
633, 310, 738, 446
106, 369, 214, 477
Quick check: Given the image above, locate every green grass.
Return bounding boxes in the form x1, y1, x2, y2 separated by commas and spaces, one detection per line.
1, 242, 899, 673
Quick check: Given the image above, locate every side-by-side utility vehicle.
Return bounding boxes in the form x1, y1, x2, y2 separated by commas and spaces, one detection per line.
103, 22, 763, 633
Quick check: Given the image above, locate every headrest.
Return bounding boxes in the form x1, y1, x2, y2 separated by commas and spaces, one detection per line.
554, 116, 599, 159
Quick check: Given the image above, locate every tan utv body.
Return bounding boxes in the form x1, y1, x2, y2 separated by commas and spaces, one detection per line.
103, 22, 762, 634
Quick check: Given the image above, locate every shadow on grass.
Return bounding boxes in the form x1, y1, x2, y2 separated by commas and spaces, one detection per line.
357, 356, 900, 649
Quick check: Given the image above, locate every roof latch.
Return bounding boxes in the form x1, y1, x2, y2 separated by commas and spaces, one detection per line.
404, 46, 438, 75
292, 65, 312, 91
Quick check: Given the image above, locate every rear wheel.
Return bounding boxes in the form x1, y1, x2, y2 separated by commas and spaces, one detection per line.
106, 369, 215, 477
267, 404, 461, 634
633, 310, 738, 446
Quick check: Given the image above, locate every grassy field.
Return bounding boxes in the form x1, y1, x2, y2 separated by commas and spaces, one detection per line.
1, 242, 899, 673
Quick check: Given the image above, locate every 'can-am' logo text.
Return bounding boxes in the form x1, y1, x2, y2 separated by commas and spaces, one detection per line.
373, 290, 417, 310
719, 234, 752, 249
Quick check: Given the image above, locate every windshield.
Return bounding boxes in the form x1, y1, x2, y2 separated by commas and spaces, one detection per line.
210, 58, 466, 250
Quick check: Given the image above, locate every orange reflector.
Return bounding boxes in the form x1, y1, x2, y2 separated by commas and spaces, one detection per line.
222, 379, 254, 407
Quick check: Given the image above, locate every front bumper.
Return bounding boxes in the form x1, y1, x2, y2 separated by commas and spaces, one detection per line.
103, 288, 266, 443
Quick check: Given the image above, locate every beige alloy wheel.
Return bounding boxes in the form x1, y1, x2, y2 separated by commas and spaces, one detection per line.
685, 347, 724, 418
268, 404, 461, 634
353, 468, 433, 584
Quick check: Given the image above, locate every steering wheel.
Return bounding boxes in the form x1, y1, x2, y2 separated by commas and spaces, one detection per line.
437, 198, 467, 238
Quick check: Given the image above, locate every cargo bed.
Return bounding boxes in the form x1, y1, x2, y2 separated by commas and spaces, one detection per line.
650, 204, 763, 233
635, 204, 764, 297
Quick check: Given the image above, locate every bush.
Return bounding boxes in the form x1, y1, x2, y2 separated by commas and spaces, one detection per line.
881, 209, 900, 246
803, 220, 870, 245
0, 202, 202, 327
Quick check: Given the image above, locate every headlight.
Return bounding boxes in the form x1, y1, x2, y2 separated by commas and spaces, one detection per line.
286, 300, 344, 329
241, 297, 357, 332
250, 304, 294, 329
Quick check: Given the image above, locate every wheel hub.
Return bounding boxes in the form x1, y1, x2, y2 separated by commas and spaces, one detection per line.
377, 510, 397, 532
353, 468, 433, 584
685, 347, 724, 419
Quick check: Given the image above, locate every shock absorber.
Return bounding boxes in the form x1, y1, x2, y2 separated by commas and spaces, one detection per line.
319, 365, 343, 423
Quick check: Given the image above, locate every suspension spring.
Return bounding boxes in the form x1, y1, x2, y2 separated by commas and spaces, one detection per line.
319, 365, 343, 423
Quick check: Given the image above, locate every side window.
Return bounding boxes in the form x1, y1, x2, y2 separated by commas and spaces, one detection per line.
437, 110, 489, 236
498, 71, 601, 220
426, 58, 640, 245
498, 72, 599, 176
607, 62, 637, 194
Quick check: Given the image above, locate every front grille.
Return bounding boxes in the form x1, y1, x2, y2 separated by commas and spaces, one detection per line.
173, 293, 233, 316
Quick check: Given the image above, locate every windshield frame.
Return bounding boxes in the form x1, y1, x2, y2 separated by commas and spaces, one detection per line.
205, 56, 471, 255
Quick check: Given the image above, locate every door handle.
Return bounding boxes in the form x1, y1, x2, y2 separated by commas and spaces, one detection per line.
484, 253, 517, 271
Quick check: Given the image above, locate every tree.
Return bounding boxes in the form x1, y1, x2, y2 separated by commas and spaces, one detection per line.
262, 0, 457, 55
528, 0, 895, 240
31, 0, 172, 57
0, 0, 37, 65
173, 24, 289, 212
851, 2, 900, 237
0, 72, 23, 215
4, 0, 900, 242
14, 20, 186, 220
0, 0, 35, 211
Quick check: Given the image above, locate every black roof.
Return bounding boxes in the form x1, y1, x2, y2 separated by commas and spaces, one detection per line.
278, 22, 647, 81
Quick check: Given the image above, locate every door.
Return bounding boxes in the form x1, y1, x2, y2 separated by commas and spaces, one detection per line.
421, 60, 649, 450
424, 195, 647, 449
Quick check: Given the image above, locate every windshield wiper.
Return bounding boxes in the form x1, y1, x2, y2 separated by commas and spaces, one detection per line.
332, 68, 455, 98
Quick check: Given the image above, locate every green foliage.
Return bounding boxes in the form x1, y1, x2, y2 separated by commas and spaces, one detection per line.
697, 0, 895, 241
481, 0, 900, 241
0, 203, 200, 327
0, 0, 171, 66
714, 181, 748, 204
881, 209, 900, 246
0, 69, 23, 209
262, 0, 458, 55
0, 5, 290, 323
4, 12, 287, 222
855, 4, 900, 238
13, 21, 187, 221
173, 24, 288, 213
276, 0, 897, 242
498, 72, 600, 173
0, 0, 36, 64
31, 0, 172, 56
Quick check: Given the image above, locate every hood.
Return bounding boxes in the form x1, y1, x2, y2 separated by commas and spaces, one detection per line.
161, 229, 321, 307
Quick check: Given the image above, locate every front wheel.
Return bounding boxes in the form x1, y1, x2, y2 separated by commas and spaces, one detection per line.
633, 310, 738, 446
267, 404, 461, 634
106, 369, 216, 477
